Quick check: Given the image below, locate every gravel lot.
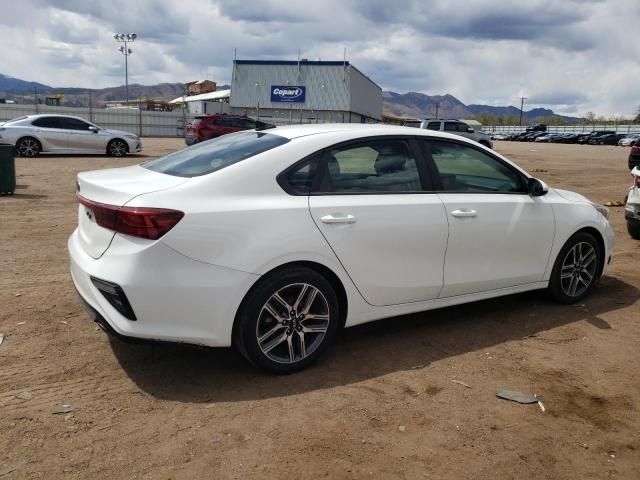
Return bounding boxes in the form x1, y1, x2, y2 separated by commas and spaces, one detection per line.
1, 138, 638, 479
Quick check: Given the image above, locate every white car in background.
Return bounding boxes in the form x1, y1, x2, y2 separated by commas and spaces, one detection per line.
404, 119, 493, 149
619, 134, 640, 147
69, 124, 614, 373
0, 114, 142, 157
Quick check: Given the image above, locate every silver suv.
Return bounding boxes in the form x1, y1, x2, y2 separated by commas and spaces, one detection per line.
405, 119, 493, 149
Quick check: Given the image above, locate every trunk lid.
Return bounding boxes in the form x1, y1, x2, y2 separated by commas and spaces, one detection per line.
76, 165, 188, 258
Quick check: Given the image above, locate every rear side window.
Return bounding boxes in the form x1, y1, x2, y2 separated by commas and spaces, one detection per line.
143, 131, 289, 177
320, 140, 422, 193
32, 117, 61, 128
426, 122, 440, 131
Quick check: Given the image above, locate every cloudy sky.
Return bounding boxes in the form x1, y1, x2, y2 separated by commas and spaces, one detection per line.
1, 0, 638, 116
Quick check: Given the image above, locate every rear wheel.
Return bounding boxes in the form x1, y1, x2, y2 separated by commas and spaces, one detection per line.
107, 139, 128, 157
547, 232, 602, 303
234, 267, 339, 373
16, 137, 40, 157
627, 219, 640, 240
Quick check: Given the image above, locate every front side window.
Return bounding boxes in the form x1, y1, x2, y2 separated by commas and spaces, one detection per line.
443, 122, 458, 132
426, 122, 440, 131
61, 118, 91, 131
320, 140, 422, 193
428, 141, 524, 193
143, 131, 289, 177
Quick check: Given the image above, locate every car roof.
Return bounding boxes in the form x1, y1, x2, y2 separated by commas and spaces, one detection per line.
265, 123, 478, 142
24, 114, 91, 122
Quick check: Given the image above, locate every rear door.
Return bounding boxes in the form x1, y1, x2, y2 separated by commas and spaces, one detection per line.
306, 137, 449, 306
31, 117, 69, 151
423, 139, 555, 297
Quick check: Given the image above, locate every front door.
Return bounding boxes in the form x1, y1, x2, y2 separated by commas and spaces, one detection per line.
424, 139, 555, 297
306, 137, 449, 306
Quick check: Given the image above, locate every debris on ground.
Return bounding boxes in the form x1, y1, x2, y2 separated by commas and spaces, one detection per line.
15, 391, 33, 401
451, 380, 472, 389
0, 334, 4, 346
496, 389, 538, 404
536, 395, 546, 412
530, 168, 548, 172
410, 364, 425, 369
398, 426, 406, 432
52, 404, 74, 415
16, 321, 26, 326
14, 293, 21, 297
603, 200, 625, 207
0, 459, 28, 477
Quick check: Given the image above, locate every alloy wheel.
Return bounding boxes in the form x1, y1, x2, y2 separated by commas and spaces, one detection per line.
256, 283, 330, 364
560, 241, 597, 297
109, 140, 127, 156
18, 139, 39, 157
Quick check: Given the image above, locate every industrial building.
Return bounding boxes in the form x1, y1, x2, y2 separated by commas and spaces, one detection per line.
229, 60, 382, 124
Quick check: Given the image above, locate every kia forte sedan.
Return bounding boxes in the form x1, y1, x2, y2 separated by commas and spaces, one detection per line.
69, 124, 614, 373
0, 114, 142, 157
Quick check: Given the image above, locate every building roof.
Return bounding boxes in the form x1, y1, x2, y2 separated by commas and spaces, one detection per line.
169, 89, 231, 104
234, 60, 350, 66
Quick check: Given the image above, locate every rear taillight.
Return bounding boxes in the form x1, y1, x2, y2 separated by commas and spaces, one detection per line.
77, 194, 184, 240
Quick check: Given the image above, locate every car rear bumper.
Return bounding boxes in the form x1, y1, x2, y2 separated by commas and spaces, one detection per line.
68, 229, 259, 347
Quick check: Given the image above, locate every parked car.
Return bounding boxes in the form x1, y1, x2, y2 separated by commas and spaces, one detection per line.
0, 114, 141, 157
535, 133, 564, 143
490, 133, 508, 140
629, 145, 640, 170
185, 114, 274, 145
589, 133, 627, 145
404, 119, 493, 148
619, 134, 640, 147
625, 167, 640, 239
526, 123, 547, 132
69, 124, 614, 373
578, 131, 616, 145
555, 133, 582, 144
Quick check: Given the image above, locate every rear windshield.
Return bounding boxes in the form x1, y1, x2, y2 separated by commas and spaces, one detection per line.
142, 131, 289, 177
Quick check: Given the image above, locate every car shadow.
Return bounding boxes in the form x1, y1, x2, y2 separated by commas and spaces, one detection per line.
110, 275, 638, 403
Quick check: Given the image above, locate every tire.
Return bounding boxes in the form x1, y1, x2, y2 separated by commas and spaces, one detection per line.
234, 266, 340, 373
627, 219, 640, 240
107, 139, 128, 157
16, 137, 41, 157
547, 231, 602, 304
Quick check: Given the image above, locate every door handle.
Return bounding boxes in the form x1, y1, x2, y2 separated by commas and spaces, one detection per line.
451, 209, 477, 218
320, 213, 356, 224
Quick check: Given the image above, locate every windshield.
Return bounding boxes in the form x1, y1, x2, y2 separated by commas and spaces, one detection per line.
142, 131, 289, 177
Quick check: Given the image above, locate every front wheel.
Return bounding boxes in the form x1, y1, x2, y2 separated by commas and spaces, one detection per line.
107, 139, 128, 157
234, 267, 340, 373
547, 232, 602, 304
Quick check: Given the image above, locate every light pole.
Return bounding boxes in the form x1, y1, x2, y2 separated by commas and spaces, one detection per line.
519, 96, 528, 127
114, 33, 137, 106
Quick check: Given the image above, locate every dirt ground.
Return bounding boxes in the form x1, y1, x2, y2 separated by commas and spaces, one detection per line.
1, 138, 639, 479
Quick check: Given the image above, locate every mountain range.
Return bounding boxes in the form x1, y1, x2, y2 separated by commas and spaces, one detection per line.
0, 73, 579, 122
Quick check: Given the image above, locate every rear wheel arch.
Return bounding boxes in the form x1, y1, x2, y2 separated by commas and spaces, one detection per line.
233, 260, 348, 343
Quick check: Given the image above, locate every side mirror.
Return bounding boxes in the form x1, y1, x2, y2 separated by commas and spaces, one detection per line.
528, 177, 549, 197
467, 127, 475, 133
88, 126, 99, 133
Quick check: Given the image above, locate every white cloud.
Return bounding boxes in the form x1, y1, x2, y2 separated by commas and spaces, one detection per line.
0, 0, 637, 116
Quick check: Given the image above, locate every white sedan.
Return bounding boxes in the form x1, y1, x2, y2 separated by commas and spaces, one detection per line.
69, 124, 614, 373
0, 114, 142, 157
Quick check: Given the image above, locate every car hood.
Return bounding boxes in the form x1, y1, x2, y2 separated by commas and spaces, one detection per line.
100, 128, 138, 138
552, 188, 591, 203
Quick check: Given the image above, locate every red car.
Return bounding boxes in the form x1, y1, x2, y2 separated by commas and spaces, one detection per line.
185, 114, 273, 145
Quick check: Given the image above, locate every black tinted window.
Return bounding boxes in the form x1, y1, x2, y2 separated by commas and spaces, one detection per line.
443, 122, 458, 132
320, 140, 422, 193
32, 117, 61, 128
281, 155, 320, 194
60, 118, 91, 130
429, 141, 524, 193
426, 122, 440, 131
143, 131, 289, 177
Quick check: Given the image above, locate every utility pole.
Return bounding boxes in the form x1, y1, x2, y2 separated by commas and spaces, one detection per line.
435, 102, 439, 120
114, 33, 137, 106
519, 96, 528, 126
34, 87, 38, 113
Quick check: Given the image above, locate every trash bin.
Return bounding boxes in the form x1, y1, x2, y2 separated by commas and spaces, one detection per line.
0, 144, 16, 195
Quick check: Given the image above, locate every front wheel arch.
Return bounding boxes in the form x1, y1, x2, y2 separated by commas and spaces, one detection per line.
107, 138, 129, 156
